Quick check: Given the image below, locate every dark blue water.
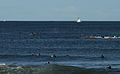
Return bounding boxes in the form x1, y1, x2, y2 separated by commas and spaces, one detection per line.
0, 21, 120, 74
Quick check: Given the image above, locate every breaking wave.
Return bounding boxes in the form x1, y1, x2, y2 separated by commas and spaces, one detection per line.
0, 64, 120, 74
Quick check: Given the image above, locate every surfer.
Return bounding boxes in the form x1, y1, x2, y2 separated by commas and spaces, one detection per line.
51, 54, 56, 58
66, 54, 70, 57
32, 52, 34, 56
101, 36, 104, 38
47, 61, 50, 64
100, 54, 104, 58
107, 66, 112, 69
38, 53, 40, 56
30, 32, 36, 36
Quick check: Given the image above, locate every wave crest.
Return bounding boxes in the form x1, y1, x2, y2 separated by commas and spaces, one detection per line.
0, 64, 119, 74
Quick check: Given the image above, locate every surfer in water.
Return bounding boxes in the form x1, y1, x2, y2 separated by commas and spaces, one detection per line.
38, 53, 40, 56
47, 61, 50, 64
32, 52, 35, 56
66, 54, 70, 57
51, 54, 56, 58
107, 66, 112, 69
31, 32, 36, 36
100, 54, 104, 58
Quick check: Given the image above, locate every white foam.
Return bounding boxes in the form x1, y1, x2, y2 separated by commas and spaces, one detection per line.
0, 63, 6, 66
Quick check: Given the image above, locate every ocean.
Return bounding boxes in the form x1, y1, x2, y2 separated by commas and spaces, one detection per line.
0, 21, 120, 74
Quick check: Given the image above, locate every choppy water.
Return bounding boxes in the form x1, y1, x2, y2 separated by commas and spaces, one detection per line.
0, 21, 120, 74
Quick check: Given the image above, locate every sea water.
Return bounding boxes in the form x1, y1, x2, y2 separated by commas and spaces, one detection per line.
0, 21, 120, 74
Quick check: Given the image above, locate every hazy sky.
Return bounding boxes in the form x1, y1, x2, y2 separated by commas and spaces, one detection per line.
0, 0, 120, 21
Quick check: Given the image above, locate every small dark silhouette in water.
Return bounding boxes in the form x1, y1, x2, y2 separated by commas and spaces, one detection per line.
38, 53, 40, 56
51, 54, 56, 58
31, 32, 36, 36
66, 54, 70, 57
101, 36, 104, 38
107, 66, 112, 69
47, 62, 50, 64
100, 54, 104, 58
32, 52, 34, 56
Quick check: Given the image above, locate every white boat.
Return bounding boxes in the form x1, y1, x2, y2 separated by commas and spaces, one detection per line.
77, 17, 81, 23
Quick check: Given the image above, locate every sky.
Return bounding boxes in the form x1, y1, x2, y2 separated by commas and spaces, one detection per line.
0, 0, 120, 21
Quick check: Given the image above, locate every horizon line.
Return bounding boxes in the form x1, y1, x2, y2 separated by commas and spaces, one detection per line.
0, 20, 120, 22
